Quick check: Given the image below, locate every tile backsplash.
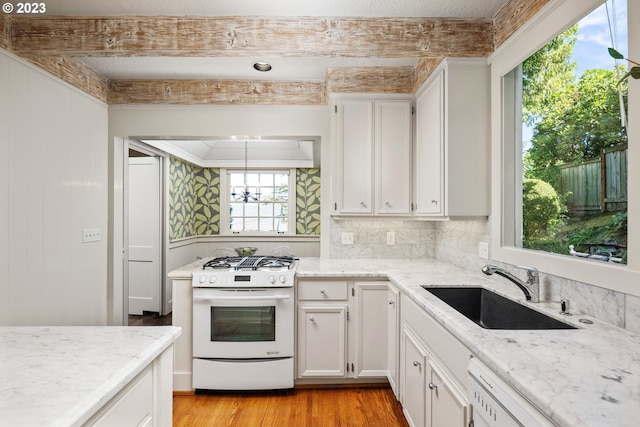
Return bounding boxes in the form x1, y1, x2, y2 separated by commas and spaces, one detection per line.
329, 216, 640, 333
329, 218, 436, 259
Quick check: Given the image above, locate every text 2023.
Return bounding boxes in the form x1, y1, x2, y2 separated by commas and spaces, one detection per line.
16, 2, 46, 13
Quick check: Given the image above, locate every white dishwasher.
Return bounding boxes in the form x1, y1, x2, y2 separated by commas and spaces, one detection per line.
468, 359, 556, 427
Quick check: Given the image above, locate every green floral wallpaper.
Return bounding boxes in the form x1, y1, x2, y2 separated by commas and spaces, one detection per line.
169, 158, 320, 239
296, 168, 321, 235
169, 157, 220, 240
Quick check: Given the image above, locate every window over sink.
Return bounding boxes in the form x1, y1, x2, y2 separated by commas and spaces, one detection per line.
490, 0, 639, 296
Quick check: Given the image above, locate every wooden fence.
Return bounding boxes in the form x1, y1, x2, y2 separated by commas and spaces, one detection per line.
558, 145, 627, 215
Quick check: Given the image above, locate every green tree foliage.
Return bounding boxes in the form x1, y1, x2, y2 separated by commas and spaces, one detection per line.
525, 68, 628, 186
522, 25, 628, 188
522, 25, 578, 127
522, 179, 565, 239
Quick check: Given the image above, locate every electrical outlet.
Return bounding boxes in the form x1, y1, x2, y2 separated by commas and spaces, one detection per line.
387, 231, 396, 246
341, 232, 354, 245
83, 228, 101, 243
478, 241, 489, 259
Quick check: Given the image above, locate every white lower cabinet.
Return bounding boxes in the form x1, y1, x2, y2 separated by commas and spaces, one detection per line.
296, 279, 471, 427
428, 359, 469, 427
354, 281, 389, 377
402, 326, 428, 427
400, 294, 472, 427
85, 345, 173, 427
387, 284, 400, 398
298, 305, 347, 377
296, 279, 389, 380
297, 279, 349, 377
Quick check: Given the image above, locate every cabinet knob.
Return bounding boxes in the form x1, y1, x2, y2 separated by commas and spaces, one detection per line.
360, 201, 367, 206
309, 317, 315, 322
428, 382, 438, 391
320, 289, 326, 294
389, 300, 395, 305
413, 361, 421, 368
431, 199, 438, 204
385, 201, 391, 207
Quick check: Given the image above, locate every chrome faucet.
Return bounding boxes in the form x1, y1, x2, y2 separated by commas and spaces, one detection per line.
481, 264, 540, 302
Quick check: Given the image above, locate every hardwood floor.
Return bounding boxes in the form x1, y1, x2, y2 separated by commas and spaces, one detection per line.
173, 387, 409, 427
128, 312, 172, 326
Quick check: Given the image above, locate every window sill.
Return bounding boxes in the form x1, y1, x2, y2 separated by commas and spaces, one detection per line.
492, 244, 639, 297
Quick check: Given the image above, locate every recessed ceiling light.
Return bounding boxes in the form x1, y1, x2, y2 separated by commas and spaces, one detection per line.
253, 62, 272, 72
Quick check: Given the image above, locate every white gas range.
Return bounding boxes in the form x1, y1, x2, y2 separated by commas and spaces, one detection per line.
192, 255, 298, 288
191, 255, 297, 391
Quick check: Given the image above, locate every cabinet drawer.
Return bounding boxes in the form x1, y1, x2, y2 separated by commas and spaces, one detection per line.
297, 280, 348, 301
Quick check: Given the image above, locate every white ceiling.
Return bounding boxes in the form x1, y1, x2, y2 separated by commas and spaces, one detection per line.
140, 138, 319, 168
81, 57, 419, 81
42, 0, 507, 81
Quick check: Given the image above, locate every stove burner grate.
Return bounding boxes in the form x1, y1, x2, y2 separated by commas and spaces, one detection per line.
202, 255, 296, 270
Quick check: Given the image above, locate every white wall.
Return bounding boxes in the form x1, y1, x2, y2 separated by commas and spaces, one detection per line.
0, 49, 109, 325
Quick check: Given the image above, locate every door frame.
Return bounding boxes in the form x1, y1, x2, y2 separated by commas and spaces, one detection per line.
111, 137, 169, 325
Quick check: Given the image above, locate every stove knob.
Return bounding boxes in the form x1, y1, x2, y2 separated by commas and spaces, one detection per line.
209, 275, 217, 284
279, 275, 287, 284
199, 275, 207, 284
269, 275, 277, 284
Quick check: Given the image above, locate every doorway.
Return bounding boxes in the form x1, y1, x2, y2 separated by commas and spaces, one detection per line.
128, 151, 162, 316
125, 143, 169, 325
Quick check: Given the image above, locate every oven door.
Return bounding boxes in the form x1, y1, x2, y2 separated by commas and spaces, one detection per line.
192, 287, 294, 359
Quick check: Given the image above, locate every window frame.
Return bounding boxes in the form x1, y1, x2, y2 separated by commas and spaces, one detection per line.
219, 168, 296, 236
489, 0, 640, 297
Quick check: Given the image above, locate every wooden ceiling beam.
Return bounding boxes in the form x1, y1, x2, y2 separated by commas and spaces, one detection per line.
327, 67, 416, 94
9, 16, 493, 57
493, 0, 550, 48
107, 79, 327, 105
23, 55, 109, 102
0, 13, 9, 50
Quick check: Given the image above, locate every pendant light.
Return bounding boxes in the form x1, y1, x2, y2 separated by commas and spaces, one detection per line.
231, 141, 260, 202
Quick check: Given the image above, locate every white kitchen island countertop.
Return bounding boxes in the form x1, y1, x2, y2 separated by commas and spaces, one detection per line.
0, 326, 181, 427
296, 257, 640, 427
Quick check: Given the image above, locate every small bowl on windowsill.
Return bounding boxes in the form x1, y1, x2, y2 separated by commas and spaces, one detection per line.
235, 247, 258, 256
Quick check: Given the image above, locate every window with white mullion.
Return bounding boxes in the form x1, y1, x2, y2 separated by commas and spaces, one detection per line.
224, 169, 292, 234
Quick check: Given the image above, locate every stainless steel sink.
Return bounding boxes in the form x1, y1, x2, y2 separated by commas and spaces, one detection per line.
422, 287, 576, 330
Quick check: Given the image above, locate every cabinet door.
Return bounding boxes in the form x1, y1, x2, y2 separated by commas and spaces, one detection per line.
91, 369, 153, 427
354, 282, 388, 378
387, 285, 400, 398
297, 305, 347, 377
375, 100, 412, 215
337, 100, 373, 214
427, 360, 470, 427
401, 327, 428, 427
415, 70, 444, 216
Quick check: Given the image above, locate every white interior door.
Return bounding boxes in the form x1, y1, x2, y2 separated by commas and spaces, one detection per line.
128, 156, 162, 315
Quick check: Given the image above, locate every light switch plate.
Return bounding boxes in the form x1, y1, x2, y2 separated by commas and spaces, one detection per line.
83, 228, 101, 243
341, 232, 354, 245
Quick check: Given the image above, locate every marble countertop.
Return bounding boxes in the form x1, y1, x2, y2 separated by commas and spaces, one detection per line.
295, 258, 640, 427
0, 326, 181, 427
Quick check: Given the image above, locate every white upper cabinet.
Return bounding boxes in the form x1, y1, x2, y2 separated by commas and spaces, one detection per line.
334, 96, 413, 216
336, 99, 374, 214
414, 58, 490, 218
375, 100, 413, 215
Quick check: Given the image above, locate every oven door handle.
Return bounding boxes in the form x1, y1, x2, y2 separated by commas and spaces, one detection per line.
194, 294, 291, 302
